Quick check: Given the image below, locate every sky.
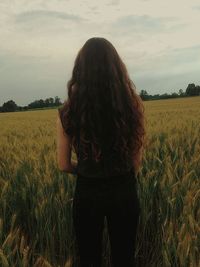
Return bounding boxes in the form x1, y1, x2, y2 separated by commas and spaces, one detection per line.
0, 0, 200, 106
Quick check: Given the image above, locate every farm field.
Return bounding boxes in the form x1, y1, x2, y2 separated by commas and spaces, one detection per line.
0, 96, 199, 267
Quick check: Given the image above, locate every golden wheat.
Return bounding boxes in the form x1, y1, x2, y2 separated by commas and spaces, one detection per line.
0, 96, 199, 267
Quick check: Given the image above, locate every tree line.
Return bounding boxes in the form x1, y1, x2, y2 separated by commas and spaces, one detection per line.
0, 83, 200, 112
0, 96, 62, 113
139, 83, 200, 100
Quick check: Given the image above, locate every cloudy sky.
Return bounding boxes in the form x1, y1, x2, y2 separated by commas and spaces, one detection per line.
1, 0, 200, 106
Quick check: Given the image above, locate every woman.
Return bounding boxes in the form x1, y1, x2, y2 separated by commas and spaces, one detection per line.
57, 37, 146, 267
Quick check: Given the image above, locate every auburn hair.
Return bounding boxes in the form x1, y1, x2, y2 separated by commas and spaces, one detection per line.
58, 37, 146, 171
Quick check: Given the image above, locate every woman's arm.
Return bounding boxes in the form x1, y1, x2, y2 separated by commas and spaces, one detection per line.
59, 159, 78, 174
56, 112, 78, 174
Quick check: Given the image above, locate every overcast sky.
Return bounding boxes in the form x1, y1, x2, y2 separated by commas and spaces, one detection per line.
1, 0, 200, 106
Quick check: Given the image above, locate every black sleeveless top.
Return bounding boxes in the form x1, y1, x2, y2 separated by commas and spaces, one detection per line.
77, 133, 135, 178
58, 107, 135, 178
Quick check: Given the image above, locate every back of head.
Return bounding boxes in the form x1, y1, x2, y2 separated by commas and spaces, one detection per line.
59, 37, 146, 173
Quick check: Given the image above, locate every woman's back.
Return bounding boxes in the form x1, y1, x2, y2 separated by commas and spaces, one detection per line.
58, 105, 135, 178
75, 141, 134, 178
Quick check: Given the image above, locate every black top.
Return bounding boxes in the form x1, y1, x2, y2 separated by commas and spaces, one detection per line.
58, 107, 134, 178
76, 135, 134, 178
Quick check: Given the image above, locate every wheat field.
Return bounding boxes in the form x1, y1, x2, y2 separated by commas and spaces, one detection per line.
0, 96, 199, 267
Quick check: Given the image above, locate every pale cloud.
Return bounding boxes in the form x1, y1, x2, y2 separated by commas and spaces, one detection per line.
111, 14, 186, 35
107, 0, 120, 6
14, 10, 87, 24
0, 0, 200, 105
192, 5, 200, 10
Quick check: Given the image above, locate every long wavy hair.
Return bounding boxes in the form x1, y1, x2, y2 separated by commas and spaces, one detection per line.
58, 37, 146, 172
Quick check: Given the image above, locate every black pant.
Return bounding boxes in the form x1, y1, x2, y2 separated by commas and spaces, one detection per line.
72, 169, 141, 267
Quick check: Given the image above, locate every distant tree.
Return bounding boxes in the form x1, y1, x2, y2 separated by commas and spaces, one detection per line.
178, 89, 184, 96
54, 96, 62, 106
45, 98, 50, 107
2, 100, 18, 112
160, 93, 170, 99
185, 83, 196, 96
153, 94, 160, 100
171, 92, 179, 98
139, 89, 149, 100
39, 99, 45, 107
49, 97, 54, 105
195, 85, 200, 96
